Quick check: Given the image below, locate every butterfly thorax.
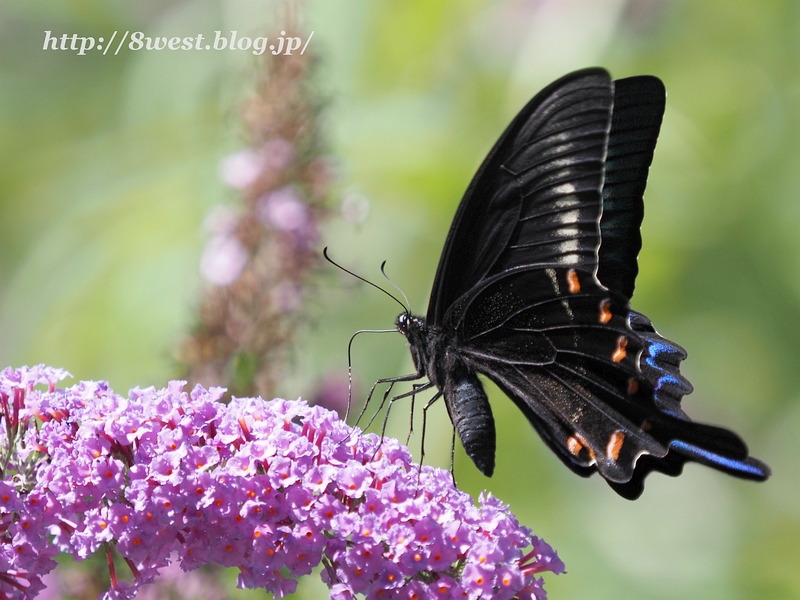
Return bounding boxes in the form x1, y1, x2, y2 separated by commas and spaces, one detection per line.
396, 312, 469, 392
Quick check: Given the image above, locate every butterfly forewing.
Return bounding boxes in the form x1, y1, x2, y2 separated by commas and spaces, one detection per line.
427, 68, 614, 324
598, 75, 666, 299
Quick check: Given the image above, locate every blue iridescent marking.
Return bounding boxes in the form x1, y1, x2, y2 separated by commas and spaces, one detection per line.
669, 441, 766, 477
645, 341, 682, 390
643, 341, 686, 417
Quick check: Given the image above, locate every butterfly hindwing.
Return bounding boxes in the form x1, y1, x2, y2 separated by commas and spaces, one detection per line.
482, 360, 668, 485
455, 265, 668, 486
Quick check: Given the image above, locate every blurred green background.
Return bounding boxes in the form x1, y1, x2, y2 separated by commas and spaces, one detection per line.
2, 0, 798, 598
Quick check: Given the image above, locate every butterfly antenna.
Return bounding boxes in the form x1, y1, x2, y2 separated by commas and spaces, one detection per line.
345, 328, 396, 424
449, 426, 457, 487
323, 247, 408, 312
380, 261, 411, 313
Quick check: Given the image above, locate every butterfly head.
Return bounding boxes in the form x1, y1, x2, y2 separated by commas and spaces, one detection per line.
396, 312, 426, 338
396, 312, 431, 374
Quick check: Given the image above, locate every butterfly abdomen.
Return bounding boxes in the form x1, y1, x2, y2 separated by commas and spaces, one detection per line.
443, 364, 496, 477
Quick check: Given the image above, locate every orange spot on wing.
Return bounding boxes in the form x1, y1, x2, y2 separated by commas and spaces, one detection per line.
606, 430, 625, 461
641, 420, 652, 432
599, 300, 612, 324
566, 269, 581, 294
567, 433, 595, 461
627, 378, 639, 395
612, 336, 628, 362
567, 435, 583, 456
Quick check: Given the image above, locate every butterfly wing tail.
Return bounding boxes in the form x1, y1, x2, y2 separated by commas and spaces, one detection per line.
653, 417, 771, 480
618, 310, 771, 496
605, 416, 771, 500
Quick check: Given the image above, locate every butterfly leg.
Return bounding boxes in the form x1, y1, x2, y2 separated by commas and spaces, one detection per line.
406, 383, 427, 445
337, 375, 395, 445
339, 371, 426, 448
353, 377, 385, 429
378, 381, 435, 442
361, 379, 397, 431
416, 391, 445, 489
357, 370, 426, 430
370, 382, 435, 462
363, 377, 414, 431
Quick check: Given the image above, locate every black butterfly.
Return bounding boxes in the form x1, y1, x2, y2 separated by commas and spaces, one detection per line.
388, 67, 770, 499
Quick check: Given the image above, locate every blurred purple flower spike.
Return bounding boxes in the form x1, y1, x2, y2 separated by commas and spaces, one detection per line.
181, 41, 330, 398
0, 366, 564, 600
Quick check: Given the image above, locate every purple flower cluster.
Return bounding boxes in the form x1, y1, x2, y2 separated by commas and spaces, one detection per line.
0, 365, 564, 599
